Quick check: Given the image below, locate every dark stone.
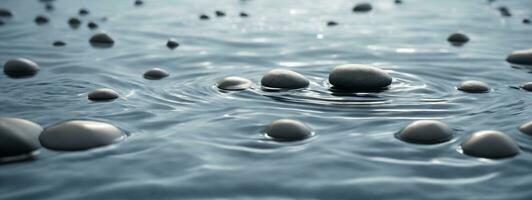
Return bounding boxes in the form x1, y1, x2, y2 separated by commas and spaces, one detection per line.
328, 64, 392, 91
261, 69, 309, 89
395, 0, 403, 4
39, 120, 126, 151
0, 20, 4, 26
87, 21, 98, 29
524, 18, 531, 24
265, 119, 312, 141
447, 33, 469, 44
327, 21, 338, 26
522, 82, 532, 91
68, 17, 81, 26
134, 0, 144, 6
497, 6, 511, 17
461, 130, 519, 159
166, 39, 179, 49
519, 121, 532, 136
89, 32, 114, 44
457, 80, 490, 93
53, 41, 66, 47
199, 14, 210, 20
45, 3, 54, 11
88, 88, 119, 101
353, 3, 372, 12
215, 10, 226, 17
506, 48, 532, 65
217, 76, 252, 91
143, 68, 169, 80
0, 8, 13, 17
34, 15, 49, 25
0, 117, 42, 159
79, 8, 89, 16
3, 58, 39, 77
396, 120, 453, 144
239, 12, 249, 17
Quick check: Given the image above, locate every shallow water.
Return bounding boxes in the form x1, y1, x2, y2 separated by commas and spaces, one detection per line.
1, 0, 532, 199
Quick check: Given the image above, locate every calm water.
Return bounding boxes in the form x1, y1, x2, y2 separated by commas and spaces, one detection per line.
1, 0, 532, 199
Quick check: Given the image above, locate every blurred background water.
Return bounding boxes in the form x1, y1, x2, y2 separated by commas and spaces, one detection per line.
0, 0, 531, 199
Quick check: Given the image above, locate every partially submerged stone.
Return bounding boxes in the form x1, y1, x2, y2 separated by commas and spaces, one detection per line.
39, 120, 126, 151
34, 15, 49, 24
519, 121, 532, 136
143, 68, 169, 80
199, 14, 209, 20
87, 21, 98, 29
78, 8, 89, 16
396, 120, 453, 144
89, 32, 114, 47
88, 88, 119, 101
457, 80, 490, 93
217, 76, 252, 91
0, 117, 42, 160
353, 3, 372, 12
447, 33, 469, 45
506, 48, 532, 65
522, 82, 532, 91
0, 8, 13, 17
166, 39, 179, 49
461, 130, 519, 159
215, 10, 226, 17
261, 69, 309, 89
327, 21, 338, 26
3, 58, 39, 77
53, 41, 66, 47
265, 119, 312, 141
328, 64, 392, 91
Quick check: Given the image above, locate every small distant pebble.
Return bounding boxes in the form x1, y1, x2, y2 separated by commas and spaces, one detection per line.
524, 18, 531, 24
45, 3, 54, 11
394, 0, 403, 4
134, 0, 144, 6
88, 88, 119, 101
506, 48, 532, 65
68, 17, 81, 26
216, 76, 252, 91
39, 120, 126, 151
522, 82, 532, 91
447, 33, 469, 44
261, 69, 309, 89
34, 15, 49, 24
457, 80, 490, 93
239, 12, 249, 17
329, 64, 392, 91
519, 121, 532, 136
0, 20, 4, 26
0, 117, 42, 160
143, 68, 169, 80
265, 119, 312, 141
461, 130, 519, 159
89, 32, 114, 44
215, 10, 226, 17
79, 8, 89, 16
166, 38, 179, 49
0, 8, 13, 17
327, 21, 338, 26
53, 41, 66, 47
199, 14, 210, 20
3, 58, 39, 77
353, 3, 373, 12
396, 120, 453, 144
497, 6, 511, 17
87, 21, 98, 29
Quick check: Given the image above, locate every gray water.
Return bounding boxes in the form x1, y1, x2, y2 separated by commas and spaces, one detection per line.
1, 0, 532, 199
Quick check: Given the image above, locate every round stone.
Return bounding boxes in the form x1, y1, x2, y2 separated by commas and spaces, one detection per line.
396, 120, 453, 144
199, 14, 209, 20
0, 8, 13, 17
261, 69, 309, 89
45, 3, 54, 11
353, 3, 372, 12
34, 15, 49, 24
265, 119, 312, 141
87, 21, 98, 29
89, 32, 114, 44
39, 120, 126, 151
522, 82, 532, 91
3, 58, 39, 77
519, 121, 532, 136
328, 64, 392, 91
506, 48, 532, 65
215, 10, 226, 17
327, 21, 338, 26
53, 41, 66, 47
447, 33, 469, 44
143, 68, 169, 80
457, 80, 490, 93
461, 130, 519, 159
217, 76, 252, 91
79, 8, 89, 16
134, 0, 144, 6
88, 88, 119, 101
0, 117, 42, 159
68, 17, 81, 26
524, 18, 531, 24
166, 39, 179, 49
240, 12, 249, 17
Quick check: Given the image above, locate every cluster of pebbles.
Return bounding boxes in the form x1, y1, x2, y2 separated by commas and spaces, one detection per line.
1, 1, 532, 163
